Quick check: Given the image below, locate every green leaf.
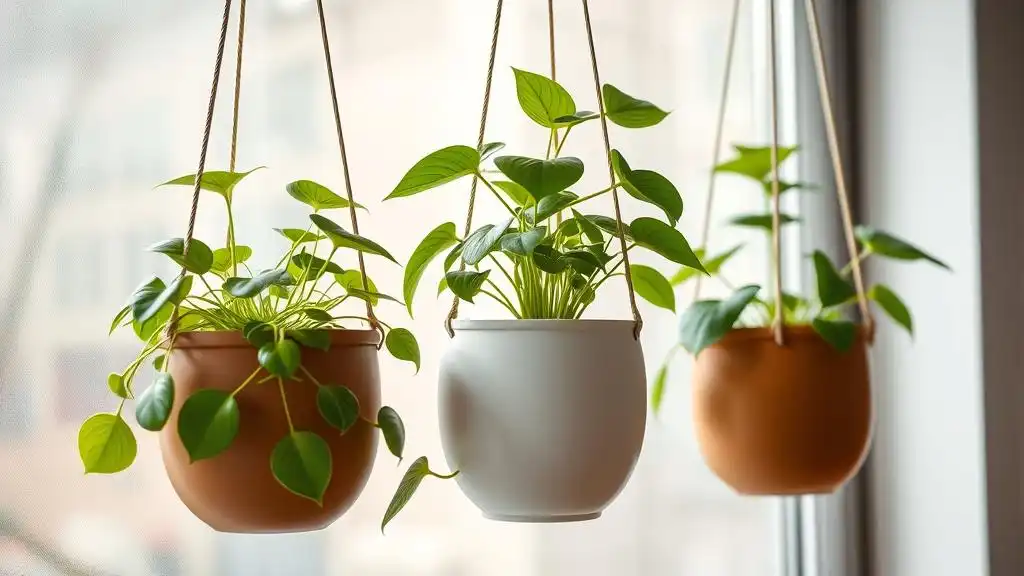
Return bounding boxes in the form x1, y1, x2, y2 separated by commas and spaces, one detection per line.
275, 228, 325, 244
290, 252, 343, 280
532, 245, 568, 274
109, 305, 131, 335
177, 389, 240, 462
386, 145, 480, 199
493, 156, 584, 202
629, 265, 676, 312
855, 226, 951, 270
317, 385, 360, 433
552, 110, 599, 126
571, 209, 603, 244
159, 167, 264, 201
528, 191, 579, 223
258, 340, 302, 379
132, 301, 173, 342
288, 329, 331, 351
107, 373, 130, 399
679, 285, 761, 356
377, 406, 406, 461
714, 145, 798, 182
148, 237, 214, 275
78, 413, 137, 474
651, 363, 668, 415
335, 270, 381, 306
671, 244, 742, 286
211, 245, 253, 275
152, 354, 166, 371
501, 227, 547, 256
585, 214, 633, 241
437, 276, 448, 297
443, 244, 464, 272
611, 151, 683, 225
446, 270, 490, 303
224, 268, 294, 299
761, 180, 816, 196
813, 251, 856, 308
812, 316, 857, 352
243, 321, 275, 348
309, 214, 398, 263
382, 456, 431, 533
386, 328, 421, 373
478, 142, 506, 162
286, 179, 364, 212
631, 217, 707, 272
563, 249, 605, 276
869, 284, 913, 336
602, 84, 670, 128
135, 373, 175, 432
271, 431, 333, 505
133, 276, 192, 325
346, 287, 404, 306
492, 180, 534, 207
462, 219, 513, 266
403, 223, 458, 316
512, 68, 576, 128
729, 213, 801, 231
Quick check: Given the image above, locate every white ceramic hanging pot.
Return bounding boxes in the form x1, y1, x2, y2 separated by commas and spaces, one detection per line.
438, 319, 647, 522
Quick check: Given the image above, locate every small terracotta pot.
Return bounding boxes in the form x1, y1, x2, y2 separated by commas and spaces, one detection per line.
160, 330, 381, 533
692, 325, 872, 495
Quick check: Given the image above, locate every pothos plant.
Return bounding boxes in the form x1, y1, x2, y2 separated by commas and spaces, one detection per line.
649, 144, 951, 411
373, 67, 707, 527
76, 169, 425, 519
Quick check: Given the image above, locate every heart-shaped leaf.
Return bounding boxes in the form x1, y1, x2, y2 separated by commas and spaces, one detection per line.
493, 156, 584, 202
813, 251, 856, 308
404, 223, 458, 316
309, 214, 398, 263
177, 389, 240, 462
445, 270, 489, 303
386, 145, 480, 199
377, 406, 406, 461
288, 329, 331, 351
275, 228, 325, 244
812, 316, 857, 352
335, 270, 381, 306
258, 340, 302, 379
286, 179, 365, 212
714, 145, 798, 182
159, 167, 264, 201
135, 373, 175, 432
462, 219, 513, 266
107, 373, 130, 399
528, 191, 579, 224
671, 244, 743, 286
211, 245, 253, 275
501, 228, 547, 256
78, 413, 137, 474
492, 180, 534, 207
271, 431, 333, 505
386, 328, 421, 373
148, 237, 214, 275
570, 209, 604, 244
478, 142, 506, 162
512, 68, 576, 128
679, 285, 761, 356
317, 385, 360, 433
133, 276, 192, 325
132, 301, 173, 343
729, 213, 801, 231
602, 84, 670, 128
869, 284, 913, 336
631, 217, 707, 272
855, 226, 950, 270
611, 151, 683, 225
224, 268, 294, 298
629, 264, 676, 312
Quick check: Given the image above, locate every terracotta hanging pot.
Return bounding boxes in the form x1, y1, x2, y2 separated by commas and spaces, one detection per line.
438, 320, 647, 522
160, 330, 381, 533
692, 325, 872, 495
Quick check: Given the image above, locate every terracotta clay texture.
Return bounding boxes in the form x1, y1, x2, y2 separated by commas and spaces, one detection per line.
160, 330, 381, 533
692, 325, 872, 495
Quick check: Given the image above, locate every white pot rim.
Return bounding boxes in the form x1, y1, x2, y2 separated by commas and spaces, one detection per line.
451, 319, 636, 333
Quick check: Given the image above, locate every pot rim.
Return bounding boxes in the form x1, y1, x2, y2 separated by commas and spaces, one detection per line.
451, 319, 635, 333
171, 329, 381, 349
713, 324, 871, 346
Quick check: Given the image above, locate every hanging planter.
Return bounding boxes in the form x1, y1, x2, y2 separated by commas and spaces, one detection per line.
75, 0, 428, 533
649, 0, 951, 494
377, 0, 705, 524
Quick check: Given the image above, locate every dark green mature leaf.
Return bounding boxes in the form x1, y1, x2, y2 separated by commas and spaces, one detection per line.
377, 406, 406, 461
108, 373, 130, 399
286, 179, 364, 211
512, 68, 576, 127
132, 302, 173, 342
159, 167, 264, 201
602, 84, 670, 128
563, 249, 605, 276
309, 214, 398, 263
479, 142, 506, 162
714, 145, 798, 182
671, 244, 742, 286
243, 321, 275, 348
729, 213, 801, 231
317, 385, 360, 433
288, 329, 331, 351
224, 268, 293, 298
149, 237, 214, 275
812, 316, 857, 352
493, 156, 584, 202
78, 413, 137, 474
135, 373, 175, 432
404, 223, 459, 317
528, 192, 579, 223
271, 431, 333, 505
386, 328, 421, 373
855, 226, 951, 270
869, 284, 913, 336
679, 285, 761, 356
258, 340, 301, 379
813, 251, 856, 307
462, 219, 513, 265
386, 145, 480, 199
586, 214, 633, 241
177, 389, 240, 462
291, 252, 344, 282
611, 150, 683, 225
304, 309, 334, 324
501, 228, 547, 256
532, 245, 568, 274
629, 265, 676, 312
133, 276, 192, 325
631, 217, 707, 272
446, 270, 490, 302
211, 245, 253, 275
571, 209, 603, 244
275, 228, 325, 244
492, 180, 534, 207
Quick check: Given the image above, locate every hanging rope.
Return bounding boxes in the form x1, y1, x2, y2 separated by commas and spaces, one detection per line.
803, 0, 874, 339
445, 0, 505, 338
314, 0, 382, 343
168, 0, 233, 336
693, 0, 742, 301
581, 0, 644, 339
767, 0, 786, 346
228, 0, 247, 172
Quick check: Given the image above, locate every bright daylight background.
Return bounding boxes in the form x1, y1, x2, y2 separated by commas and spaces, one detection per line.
0, 0, 789, 574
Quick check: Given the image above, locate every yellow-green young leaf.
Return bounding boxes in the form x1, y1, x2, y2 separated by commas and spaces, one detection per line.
381, 457, 458, 533
286, 179, 365, 212
177, 389, 240, 462
630, 218, 707, 273
275, 228, 324, 244
492, 180, 534, 208
670, 245, 743, 286
211, 245, 253, 275
271, 431, 333, 506
611, 150, 683, 225
317, 385, 360, 433
493, 156, 584, 202
386, 146, 480, 199
107, 373, 130, 399
811, 316, 857, 352
377, 406, 406, 461
135, 373, 175, 432
479, 142, 506, 162
336, 270, 380, 306
309, 214, 398, 263
386, 328, 421, 373
159, 167, 264, 201
404, 223, 459, 316
437, 276, 448, 297
650, 363, 669, 416
109, 305, 131, 335
512, 68, 576, 128
869, 284, 913, 336
812, 251, 856, 308
714, 145, 798, 182
679, 285, 761, 356
729, 213, 801, 231
629, 264, 676, 312
602, 84, 670, 128
148, 237, 214, 275
855, 226, 951, 270
79, 413, 137, 474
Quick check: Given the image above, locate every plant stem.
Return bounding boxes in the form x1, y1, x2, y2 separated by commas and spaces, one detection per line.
481, 289, 522, 318
841, 249, 872, 276
487, 254, 516, 288
115, 398, 125, 417
475, 173, 518, 216
231, 366, 263, 397
485, 280, 520, 316
198, 275, 224, 305
299, 365, 324, 387
226, 199, 238, 277
277, 378, 294, 433
554, 126, 572, 158
428, 469, 460, 480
